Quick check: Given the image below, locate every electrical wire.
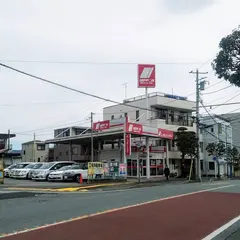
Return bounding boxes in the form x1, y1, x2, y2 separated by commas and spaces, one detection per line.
0, 62, 228, 112
202, 85, 232, 95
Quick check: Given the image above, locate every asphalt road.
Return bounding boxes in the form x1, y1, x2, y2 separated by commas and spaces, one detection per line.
0, 180, 239, 239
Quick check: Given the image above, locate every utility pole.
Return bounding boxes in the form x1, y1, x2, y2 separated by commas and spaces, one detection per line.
32, 133, 36, 162
122, 82, 128, 99
190, 69, 208, 181
90, 112, 94, 162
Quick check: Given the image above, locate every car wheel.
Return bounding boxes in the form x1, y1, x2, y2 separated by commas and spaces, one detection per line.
26, 173, 29, 180
75, 175, 80, 183
46, 174, 50, 181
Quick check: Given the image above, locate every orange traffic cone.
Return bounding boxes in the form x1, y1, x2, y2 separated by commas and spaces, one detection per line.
79, 174, 83, 184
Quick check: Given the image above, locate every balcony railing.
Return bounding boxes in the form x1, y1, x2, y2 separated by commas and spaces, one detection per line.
151, 116, 193, 127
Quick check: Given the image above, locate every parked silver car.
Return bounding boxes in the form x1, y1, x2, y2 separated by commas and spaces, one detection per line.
9, 162, 32, 178
31, 161, 76, 181
4, 164, 18, 177
13, 163, 45, 179
48, 165, 74, 181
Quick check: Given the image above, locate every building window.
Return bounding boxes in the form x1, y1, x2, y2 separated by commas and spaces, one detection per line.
200, 142, 203, 153
38, 157, 40, 162
111, 115, 114, 120
23, 150, 25, 155
37, 144, 45, 151
163, 140, 166, 146
218, 123, 222, 134
136, 110, 139, 121
200, 160, 203, 171
209, 162, 215, 170
211, 127, 214, 133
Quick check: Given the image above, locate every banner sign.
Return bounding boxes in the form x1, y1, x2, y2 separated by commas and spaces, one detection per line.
125, 134, 131, 156
158, 128, 174, 140
88, 162, 104, 176
92, 120, 110, 131
126, 122, 143, 135
119, 163, 127, 177
138, 64, 156, 88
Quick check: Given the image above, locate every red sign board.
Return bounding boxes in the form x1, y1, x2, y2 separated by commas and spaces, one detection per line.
125, 134, 131, 156
158, 128, 174, 140
126, 123, 143, 135
93, 120, 110, 131
138, 64, 156, 88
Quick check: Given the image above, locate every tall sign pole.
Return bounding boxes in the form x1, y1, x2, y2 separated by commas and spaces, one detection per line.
137, 64, 156, 121
137, 64, 156, 179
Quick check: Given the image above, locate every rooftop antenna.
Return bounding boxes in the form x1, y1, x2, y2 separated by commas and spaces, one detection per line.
122, 82, 128, 99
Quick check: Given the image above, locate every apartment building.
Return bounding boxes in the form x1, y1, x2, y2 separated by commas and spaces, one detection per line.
221, 112, 240, 151
103, 92, 196, 176
22, 140, 49, 162
53, 126, 92, 162
199, 115, 232, 176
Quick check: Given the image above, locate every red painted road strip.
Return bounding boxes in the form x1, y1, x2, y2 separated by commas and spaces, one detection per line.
2, 192, 240, 240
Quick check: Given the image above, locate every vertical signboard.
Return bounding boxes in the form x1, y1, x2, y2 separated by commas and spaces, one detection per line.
137, 64, 156, 88
125, 133, 131, 156
119, 163, 127, 177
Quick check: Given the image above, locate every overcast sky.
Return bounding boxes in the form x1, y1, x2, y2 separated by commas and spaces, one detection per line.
0, 0, 240, 149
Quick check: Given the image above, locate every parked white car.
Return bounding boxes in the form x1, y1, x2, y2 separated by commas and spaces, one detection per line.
48, 165, 74, 181
9, 162, 32, 178
4, 164, 18, 177
13, 163, 45, 179
31, 161, 76, 181
62, 164, 88, 182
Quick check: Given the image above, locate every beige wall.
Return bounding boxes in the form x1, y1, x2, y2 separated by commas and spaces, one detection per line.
22, 142, 49, 162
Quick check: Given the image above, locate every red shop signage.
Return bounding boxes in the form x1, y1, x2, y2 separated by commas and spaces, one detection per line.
125, 134, 131, 156
158, 128, 174, 140
93, 120, 110, 131
126, 122, 143, 135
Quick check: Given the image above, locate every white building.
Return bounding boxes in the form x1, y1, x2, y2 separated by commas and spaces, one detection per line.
102, 92, 196, 177
199, 115, 232, 177
22, 140, 49, 162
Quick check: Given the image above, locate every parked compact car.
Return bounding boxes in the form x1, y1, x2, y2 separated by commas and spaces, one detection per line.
4, 164, 18, 177
28, 163, 46, 179
48, 165, 74, 181
9, 162, 32, 178
31, 161, 76, 181
62, 163, 88, 182
13, 163, 45, 179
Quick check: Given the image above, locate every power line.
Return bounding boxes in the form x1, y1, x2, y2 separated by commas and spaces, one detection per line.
202, 85, 232, 95
199, 101, 240, 108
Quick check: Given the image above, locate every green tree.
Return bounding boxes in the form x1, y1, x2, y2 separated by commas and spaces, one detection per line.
206, 142, 226, 178
227, 146, 240, 170
212, 26, 240, 86
174, 130, 198, 179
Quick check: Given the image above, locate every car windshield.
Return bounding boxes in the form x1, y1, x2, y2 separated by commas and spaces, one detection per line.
26, 164, 38, 169
7, 165, 16, 169
15, 164, 30, 169
39, 162, 55, 169
70, 164, 81, 169
59, 166, 72, 171
32, 163, 44, 169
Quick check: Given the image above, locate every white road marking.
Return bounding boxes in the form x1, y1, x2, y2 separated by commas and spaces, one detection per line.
0, 184, 235, 239
202, 215, 240, 240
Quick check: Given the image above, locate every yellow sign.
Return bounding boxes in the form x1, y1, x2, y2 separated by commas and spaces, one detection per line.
88, 162, 104, 176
